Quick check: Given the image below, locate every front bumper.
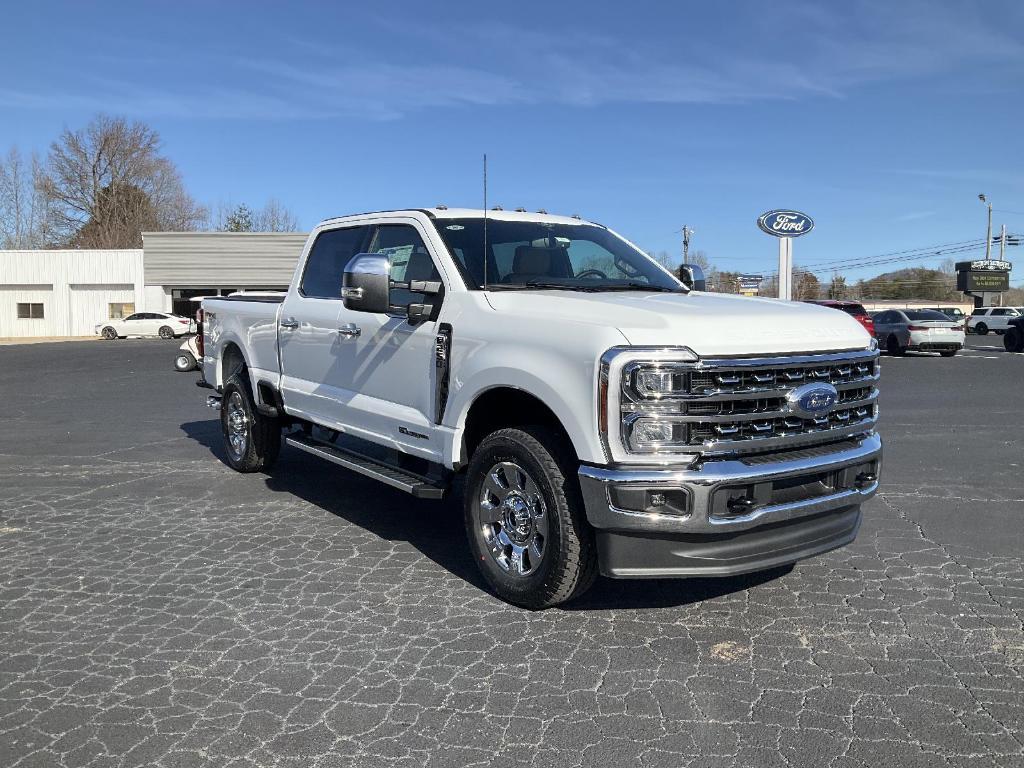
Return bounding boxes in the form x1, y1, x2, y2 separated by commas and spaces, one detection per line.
578, 433, 881, 578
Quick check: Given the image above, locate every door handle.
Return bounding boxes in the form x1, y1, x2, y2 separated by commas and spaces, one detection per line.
337, 323, 361, 338
280, 317, 299, 329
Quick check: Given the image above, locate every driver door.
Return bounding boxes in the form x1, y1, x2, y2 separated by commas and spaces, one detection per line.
331, 221, 447, 461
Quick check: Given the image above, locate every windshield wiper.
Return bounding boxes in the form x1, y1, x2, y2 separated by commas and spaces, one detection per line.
484, 282, 603, 292
596, 282, 682, 293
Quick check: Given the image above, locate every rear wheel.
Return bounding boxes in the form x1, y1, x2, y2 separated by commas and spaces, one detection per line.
464, 426, 597, 609
158, 325, 175, 339
220, 373, 280, 472
174, 351, 197, 372
101, 326, 118, 340
975, 322, 989, 336
886, 335, 905, 356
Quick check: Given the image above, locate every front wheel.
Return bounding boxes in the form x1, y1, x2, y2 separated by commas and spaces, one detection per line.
220, 373, 280, 472
174, 351, 197, 372
886, 335, 905, 356
101, 326, 118, 340
158, 325, 175, 339
464, 426, 597, 609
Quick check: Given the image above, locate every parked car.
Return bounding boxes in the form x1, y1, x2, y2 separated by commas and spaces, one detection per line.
199, 207, 881, 609
96, 312, 195, 340
174, 335, 201, 371
803, 300, 874, 334
873, 309, 964, 356
966, 306, 1022, 335
1004, 315, 1024, 352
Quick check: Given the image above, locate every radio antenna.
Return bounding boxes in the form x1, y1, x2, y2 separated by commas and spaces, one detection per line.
482, 153, 488, 289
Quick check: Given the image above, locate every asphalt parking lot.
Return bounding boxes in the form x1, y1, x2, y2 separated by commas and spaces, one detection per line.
1, 338, 1022, 768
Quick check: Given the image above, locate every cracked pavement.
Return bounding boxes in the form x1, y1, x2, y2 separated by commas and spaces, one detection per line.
1, 339, 1022, 767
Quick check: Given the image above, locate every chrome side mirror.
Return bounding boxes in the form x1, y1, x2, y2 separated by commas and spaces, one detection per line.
678, 264, 706, 292
342, 253, 390, 313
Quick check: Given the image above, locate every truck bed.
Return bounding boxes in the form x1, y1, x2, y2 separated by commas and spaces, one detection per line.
202, 296, 283, 389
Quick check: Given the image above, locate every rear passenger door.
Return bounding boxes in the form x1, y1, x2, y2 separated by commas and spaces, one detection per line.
278, 224, 371, 427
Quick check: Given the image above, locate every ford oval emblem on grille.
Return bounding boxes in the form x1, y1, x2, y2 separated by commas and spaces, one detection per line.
787, 383, 838, 418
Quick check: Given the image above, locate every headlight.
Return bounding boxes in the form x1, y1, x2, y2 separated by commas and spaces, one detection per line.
868, 337, 878, 352
599, 346, 700, 462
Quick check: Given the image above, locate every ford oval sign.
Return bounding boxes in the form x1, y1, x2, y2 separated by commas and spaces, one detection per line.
758, 210, 814, 238
786, 383, 838, 418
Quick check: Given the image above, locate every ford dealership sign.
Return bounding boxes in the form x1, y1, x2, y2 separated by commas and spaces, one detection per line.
758, 210, 814, 238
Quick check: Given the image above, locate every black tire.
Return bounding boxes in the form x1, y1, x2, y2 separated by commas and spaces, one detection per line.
975, 323, 988, 336
220, 372, 280, 473
939, 350, 957, 358
158, 325, 175, 339
464, 426, 597, 609
1004, 328, 1024, 353
174, 351, 197, 372
101, 326, 118, 340
886, 335, 905, 356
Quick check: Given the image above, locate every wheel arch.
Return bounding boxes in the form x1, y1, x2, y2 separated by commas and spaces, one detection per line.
456, 385, 583, 470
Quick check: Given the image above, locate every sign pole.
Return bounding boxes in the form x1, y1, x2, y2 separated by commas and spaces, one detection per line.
778, 236, 793, 300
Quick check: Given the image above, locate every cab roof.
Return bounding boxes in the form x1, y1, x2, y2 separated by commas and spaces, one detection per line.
320, 207, 601, 228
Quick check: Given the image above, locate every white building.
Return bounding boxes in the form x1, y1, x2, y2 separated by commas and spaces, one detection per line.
0, 232, 307, 338
0, 249, 144, 338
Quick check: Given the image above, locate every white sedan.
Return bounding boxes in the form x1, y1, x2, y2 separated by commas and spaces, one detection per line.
96, 312, 195, 340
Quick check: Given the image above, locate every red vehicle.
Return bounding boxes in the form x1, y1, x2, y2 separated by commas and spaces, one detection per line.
804, 300, 875, 335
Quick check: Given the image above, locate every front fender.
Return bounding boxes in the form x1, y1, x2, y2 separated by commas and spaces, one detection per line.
445, 334, 624, 467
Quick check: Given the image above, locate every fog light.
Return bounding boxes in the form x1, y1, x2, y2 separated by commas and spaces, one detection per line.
632, 418, 673, 444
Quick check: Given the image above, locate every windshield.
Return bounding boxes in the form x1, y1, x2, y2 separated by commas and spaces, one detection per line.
433, 218, 683, 292
904, 310, 951, 321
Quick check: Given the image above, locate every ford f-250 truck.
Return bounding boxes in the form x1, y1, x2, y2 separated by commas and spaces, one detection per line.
199, 208, 881, 608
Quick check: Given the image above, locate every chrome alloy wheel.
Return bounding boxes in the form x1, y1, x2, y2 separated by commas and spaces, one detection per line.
225, 391, 249, 461
476, 461, 548, 576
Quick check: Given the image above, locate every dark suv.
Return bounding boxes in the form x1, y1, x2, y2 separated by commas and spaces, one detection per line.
1004, 315, 1024, 352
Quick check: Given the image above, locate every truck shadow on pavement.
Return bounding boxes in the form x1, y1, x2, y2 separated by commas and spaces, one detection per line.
181, 418, 792, 611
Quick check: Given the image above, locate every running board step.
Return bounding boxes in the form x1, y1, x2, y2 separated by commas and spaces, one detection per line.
283, 434, 446, 499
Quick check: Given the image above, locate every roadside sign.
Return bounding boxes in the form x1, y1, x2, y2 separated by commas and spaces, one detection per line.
758, 210, 813, 300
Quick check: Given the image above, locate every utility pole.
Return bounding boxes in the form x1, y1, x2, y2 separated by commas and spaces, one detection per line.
682, 225, 693, 263
980, 194, 992, 260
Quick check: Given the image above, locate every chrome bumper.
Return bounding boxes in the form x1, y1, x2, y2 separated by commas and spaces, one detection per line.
578, 433, 881, 578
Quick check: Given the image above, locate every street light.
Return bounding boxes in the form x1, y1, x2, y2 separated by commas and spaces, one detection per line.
979, 194, 992, 260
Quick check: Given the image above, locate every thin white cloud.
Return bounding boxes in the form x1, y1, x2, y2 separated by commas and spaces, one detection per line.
3, 0, 1021, 121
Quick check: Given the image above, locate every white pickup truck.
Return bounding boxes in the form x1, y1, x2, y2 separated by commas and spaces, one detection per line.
199, 208, 881, 608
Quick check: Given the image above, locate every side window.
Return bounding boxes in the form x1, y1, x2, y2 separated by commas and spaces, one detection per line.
970, 308, 984, 316
368, 225, 442, 309
993, 308, 1010, 316
124, 313, 142, 321
300, 226, 370, 299
875, 312, 890, 324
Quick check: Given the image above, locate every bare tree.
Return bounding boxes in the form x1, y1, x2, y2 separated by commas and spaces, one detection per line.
0, 147, 56, 248
254, 198, 299, 232
210, 199, 300, 233
38, 115, 206, 248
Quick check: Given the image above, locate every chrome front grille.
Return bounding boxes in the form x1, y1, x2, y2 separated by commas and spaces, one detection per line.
621, 349, 879, 456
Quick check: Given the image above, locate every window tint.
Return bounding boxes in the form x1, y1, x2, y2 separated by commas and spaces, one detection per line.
300, 226, 370, 299
368, 224, 441, 309
124, 313, 143, 321
874, 312, 892, 323
839, 304, 867, 316
970, 308, 986, 316
904, 310, 949, 321
993, 308, 1011, 316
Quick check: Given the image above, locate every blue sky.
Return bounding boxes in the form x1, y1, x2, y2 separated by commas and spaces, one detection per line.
3, 0, 1023, 282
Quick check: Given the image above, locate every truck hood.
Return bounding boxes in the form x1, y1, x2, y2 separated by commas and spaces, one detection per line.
485, 290, 871, 356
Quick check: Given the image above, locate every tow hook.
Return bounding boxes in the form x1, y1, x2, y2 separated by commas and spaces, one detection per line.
854, 472, 877, 488
206, 395, 222, 410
